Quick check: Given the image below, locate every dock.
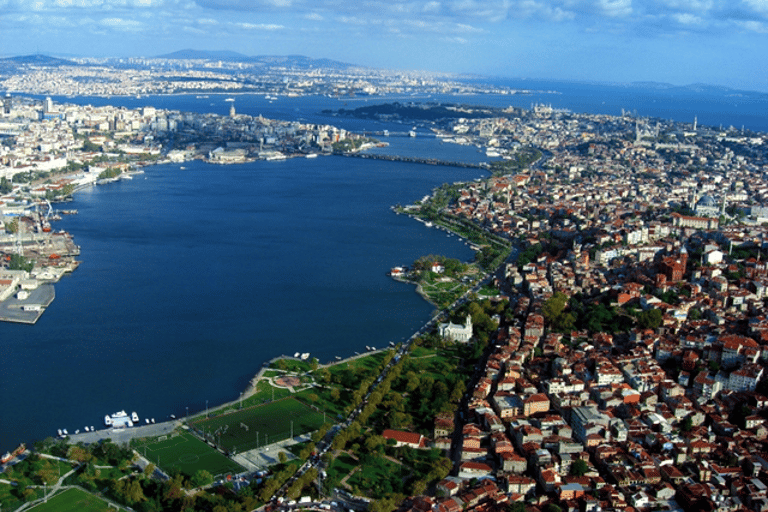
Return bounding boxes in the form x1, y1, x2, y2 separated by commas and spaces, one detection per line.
0, 284, 55, 324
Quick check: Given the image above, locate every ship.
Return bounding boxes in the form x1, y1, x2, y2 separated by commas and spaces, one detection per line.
1, 443, 25, 464
105, 410, 135, 427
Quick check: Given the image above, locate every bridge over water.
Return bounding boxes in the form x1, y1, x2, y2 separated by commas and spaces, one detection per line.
342, 152, 488, 169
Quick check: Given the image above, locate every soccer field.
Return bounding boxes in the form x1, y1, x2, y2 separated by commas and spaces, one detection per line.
132, 430, 243, 477
191, 397, 327, 452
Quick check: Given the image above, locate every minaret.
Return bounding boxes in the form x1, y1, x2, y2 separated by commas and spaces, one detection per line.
229, 103, 236, 118
693, 116, 697, 132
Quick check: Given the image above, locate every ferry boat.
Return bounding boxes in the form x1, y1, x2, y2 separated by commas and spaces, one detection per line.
225, 97, 235, 102
105, 410, 134, 427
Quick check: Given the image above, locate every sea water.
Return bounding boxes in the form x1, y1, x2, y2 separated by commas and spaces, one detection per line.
1, 155, 484, 447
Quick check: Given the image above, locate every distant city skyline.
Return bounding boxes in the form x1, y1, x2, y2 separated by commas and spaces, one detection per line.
0, 0, 767, 93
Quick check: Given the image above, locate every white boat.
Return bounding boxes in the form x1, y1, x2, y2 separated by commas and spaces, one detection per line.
225, 98, 235, 102
294, 352, 300, 358
84, 426, 89, 432
75, 429, 80, 434
131, 412, 139, 423
62, 429, 68, 435
105, 415, 113, 426
57, 429, 62, 436
305, 154, 318, 159
91, 426, 95, 432
151, 418, 155, 424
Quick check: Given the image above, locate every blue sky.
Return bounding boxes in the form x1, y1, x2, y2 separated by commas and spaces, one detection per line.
1, 0, 767, 92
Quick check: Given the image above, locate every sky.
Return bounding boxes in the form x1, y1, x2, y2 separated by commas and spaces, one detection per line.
0, 0, 767, 92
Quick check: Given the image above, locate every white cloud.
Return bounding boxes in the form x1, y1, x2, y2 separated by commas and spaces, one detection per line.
595, 0, 632, 17
99, 16, 144, 29
237, 22, 283, 29
737, 19, 768, 32
673, 12, 703, 24
742, 0, 768, 15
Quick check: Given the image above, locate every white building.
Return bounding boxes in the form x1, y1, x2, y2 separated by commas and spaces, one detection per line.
439, 315, 473, 342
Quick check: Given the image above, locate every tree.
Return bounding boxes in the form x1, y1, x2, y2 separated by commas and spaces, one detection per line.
8, 253, 33, 272
636, 308, 663, 330
190, 469, 214, 488
570, 459, 589, 477
278, 451, 288, 464
5, 217, 18, 234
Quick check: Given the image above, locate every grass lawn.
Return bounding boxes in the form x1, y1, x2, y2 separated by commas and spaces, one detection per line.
324, 453, 359, 491
28, 487, 115, 512
296, 387, 346, 418
346, 455, 408, 498
190, 398, 326, 453
325, 352, 387, 384
131, 430, 243, 478
270, 359, 312, 373
0, 482, 45, 511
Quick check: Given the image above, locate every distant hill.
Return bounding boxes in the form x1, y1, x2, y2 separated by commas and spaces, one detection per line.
156, 50, 357, 70
0, 54, 77, 67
